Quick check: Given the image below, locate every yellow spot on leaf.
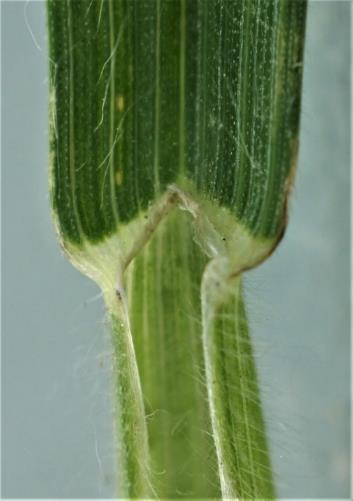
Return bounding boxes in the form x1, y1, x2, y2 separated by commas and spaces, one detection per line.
115, 170, 123, 186
116, 95, 124, 112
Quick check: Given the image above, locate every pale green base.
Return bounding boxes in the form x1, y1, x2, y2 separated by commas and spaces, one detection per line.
60, 186, 276, 499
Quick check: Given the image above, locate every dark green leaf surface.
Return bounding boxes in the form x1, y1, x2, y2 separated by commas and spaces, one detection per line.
48, 0, 306, 246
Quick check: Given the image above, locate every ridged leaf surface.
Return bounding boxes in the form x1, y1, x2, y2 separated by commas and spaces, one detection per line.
48, 0, 306, 246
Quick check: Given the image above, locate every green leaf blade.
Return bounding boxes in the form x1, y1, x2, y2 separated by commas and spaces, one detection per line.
47, 1, 307, 498
49, 0, 306, 248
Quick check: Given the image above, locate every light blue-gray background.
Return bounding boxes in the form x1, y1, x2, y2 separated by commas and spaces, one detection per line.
1, 0, 351, 498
